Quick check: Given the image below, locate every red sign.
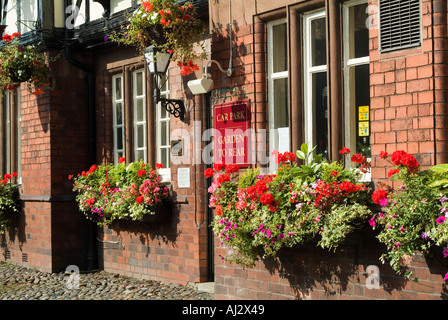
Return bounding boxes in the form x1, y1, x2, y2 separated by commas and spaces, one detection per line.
213, 100, 251, 166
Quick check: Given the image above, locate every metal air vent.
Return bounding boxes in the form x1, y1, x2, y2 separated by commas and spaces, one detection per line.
379, 0, 421, 52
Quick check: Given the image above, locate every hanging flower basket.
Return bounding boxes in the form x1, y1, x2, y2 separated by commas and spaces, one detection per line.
0, 32, 56, 95
70, 159, 170, 226
110, 0, 207, 76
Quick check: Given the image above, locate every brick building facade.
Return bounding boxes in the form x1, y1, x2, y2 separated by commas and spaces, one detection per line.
0, 0, 447, 300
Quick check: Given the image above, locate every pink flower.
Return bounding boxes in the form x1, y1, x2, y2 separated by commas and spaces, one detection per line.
368, 216, 376, 227
436, 216, 446, 224
444, 272, 448, 281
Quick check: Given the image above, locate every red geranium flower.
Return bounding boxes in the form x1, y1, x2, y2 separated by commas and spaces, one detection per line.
372, 189, 388, 205
339, 147, 350, 155
387, 169, 400, 178
401, 153, 419, 172
2, 34, 13, 43
351, 154, 366, 165
138, 169, 147, 177
155, 163, 164, 169
204, 168, 214, 178
391, 150, 406, 166
118, 157, 126, 163
213, 163, 225, 171
379, 151, 388, 159
136, 196, 144, 204
260, 193, 274, 205
217, 174, 230, 184
225, 164, 239, 174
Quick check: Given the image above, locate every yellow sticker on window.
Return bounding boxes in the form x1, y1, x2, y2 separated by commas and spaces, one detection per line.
358, 106, 369, 121
359, 121, 369, 137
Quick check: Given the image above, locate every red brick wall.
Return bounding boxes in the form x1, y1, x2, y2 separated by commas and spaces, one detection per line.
215, 227, 448, 300
370, 0, 448, 183
1, 52, 91, 272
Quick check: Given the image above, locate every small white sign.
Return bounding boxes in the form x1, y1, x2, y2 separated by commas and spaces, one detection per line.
177, 168, 191, 188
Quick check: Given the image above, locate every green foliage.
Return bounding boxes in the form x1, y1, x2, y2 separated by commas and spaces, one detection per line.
71, 160, 169, 225
208, 144, 372, 267
371, 150, 448, 280
0, 173, 20, 234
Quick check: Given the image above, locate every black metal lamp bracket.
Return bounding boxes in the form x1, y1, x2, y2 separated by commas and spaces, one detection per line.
153, 88, 186, 121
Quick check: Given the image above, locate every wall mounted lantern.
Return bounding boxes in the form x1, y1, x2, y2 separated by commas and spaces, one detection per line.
144, 45, 186, 121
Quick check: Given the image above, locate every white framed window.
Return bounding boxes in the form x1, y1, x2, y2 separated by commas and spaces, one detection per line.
157, 72, 171, 182
267, 19, 288, 172
304, 10, 328, 159
133, 69, 147, 163
112, 73, 125, 164
343, 0, 371, 172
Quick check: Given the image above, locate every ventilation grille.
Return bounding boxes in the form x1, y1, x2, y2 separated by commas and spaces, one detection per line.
379, 0, 421, 52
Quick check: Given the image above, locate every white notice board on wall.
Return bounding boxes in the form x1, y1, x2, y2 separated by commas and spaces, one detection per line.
177, 168, 191, 188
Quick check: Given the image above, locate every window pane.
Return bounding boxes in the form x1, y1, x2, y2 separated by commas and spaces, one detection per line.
273, 78, 288, 129
161, 148, 170, 168
137, 125, 144, 148
136, 72, 143, 96
161, 121, 168, 145
116, 102, 123, 124
312, 71, 328, 158
117, 127, 123, 150
354, 64, 370, 157
136, 150, 144, 162
350, 3, 369, 59
272, 23, 287, 73
136, 99, 144, 122
115, 77, 122, 100
311, 17, 327, 66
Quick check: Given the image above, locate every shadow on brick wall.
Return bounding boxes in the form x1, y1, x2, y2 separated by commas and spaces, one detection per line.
260, 225, 448, 299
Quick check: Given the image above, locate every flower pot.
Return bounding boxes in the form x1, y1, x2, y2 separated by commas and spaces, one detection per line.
9, 67, 32, 83
143, 24, 167, 47
138, 202, 171, 223
0, 25, 7, 37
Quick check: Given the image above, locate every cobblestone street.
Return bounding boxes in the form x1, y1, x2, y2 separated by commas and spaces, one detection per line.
0, 262, 214, 300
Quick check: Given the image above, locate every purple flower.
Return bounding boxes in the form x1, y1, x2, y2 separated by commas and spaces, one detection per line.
18, 46, 24, 52
104, 35, 108, 42
278, 234, 285, 239
443, 247, 448, 258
